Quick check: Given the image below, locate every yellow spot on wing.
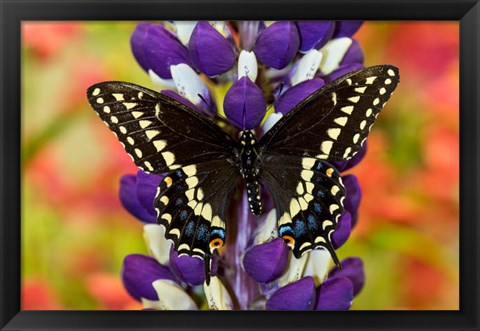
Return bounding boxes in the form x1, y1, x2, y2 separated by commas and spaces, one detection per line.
124, 102, 137, 110
162, 151, 175, 166
112, 93, 124, 101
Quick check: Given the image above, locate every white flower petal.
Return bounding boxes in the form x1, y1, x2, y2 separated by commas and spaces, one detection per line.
303, 249, 331, 287
170, 63, 208, 105
143, 224, 172, 265
142, 279, 198, 310
173, 21, 197, 45
238, 50, 258, 82
251, 209, 278, 246
262, 112, 283, 133
148, 69, 176, 89
276, 252, 309, 288
319, 37, 353, 75
203, 276, 233, 310
291, 49, 323, 86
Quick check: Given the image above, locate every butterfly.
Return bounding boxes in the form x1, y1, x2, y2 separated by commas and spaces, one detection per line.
87, 65, 399, 281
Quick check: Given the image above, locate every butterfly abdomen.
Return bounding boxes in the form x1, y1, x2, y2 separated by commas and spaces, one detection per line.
239, 131, 262, 215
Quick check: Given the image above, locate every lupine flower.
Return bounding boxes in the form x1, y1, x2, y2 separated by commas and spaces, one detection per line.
119, 20, 368, 310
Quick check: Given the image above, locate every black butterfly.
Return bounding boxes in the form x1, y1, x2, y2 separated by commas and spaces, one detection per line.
87, 65, 399, 280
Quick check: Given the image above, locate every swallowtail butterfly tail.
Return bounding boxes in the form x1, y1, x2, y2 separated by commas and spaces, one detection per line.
87, 65, 399, 281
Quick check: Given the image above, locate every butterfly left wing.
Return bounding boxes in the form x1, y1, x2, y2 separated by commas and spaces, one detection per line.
87, 81, 235, 174
87, 82, 241, 279
155, 159, 239, 260
258, 65, 400, 264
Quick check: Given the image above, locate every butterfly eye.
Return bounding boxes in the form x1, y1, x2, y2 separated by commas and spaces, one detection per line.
282, 235, 295, 246
209, 238, 224, 249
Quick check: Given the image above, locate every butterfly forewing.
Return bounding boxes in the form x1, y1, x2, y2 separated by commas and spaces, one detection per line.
259, 65, 400, 162
87, 82, 235, 174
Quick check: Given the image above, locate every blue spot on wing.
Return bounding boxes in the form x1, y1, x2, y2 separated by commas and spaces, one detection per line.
211, 228, 225, 239
293, 220, 306, 236
279, 225, 292, 237
196, 223, 209, 241
179, 210, 188, 221
307, 214, 318, 230
184, 220, 195, 236
314, 202, 322, 213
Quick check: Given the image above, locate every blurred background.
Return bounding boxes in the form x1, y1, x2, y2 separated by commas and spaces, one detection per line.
21, 21, 459, 310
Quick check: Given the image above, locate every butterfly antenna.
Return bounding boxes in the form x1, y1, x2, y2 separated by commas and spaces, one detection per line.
325, 239, 343, 270
204, 255, 211, 285
265, 82, 286, 113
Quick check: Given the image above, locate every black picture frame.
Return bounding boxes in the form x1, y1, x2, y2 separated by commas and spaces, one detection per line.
1, 0, 479, 330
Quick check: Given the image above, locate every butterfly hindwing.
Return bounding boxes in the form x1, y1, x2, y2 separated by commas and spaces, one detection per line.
259, 65, 400, 162
87, 82, 235, 174
155, 160, 239, 258
260, 155, 346, 259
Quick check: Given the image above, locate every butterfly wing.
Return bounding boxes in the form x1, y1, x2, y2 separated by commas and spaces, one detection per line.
259, 65, 400, 161
87, 82, 235, 173
155, 159, 239, 258
87, 82, 240, 263
261, 155, 345, 261
258, 65, 400, 261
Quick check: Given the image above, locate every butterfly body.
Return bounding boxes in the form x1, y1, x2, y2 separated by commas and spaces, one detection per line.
87, 65, 400, 276
238, 130, 263, 215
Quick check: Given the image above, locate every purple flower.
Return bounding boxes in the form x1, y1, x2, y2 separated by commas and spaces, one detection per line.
315, 277, 353, 310
169, 249, 219, 286
119, 171, 162, 223
120, 20, 372, 310
266, 277, 316, 310
342, 175, 362, 227
131, 23, 193, 79
329, 257, 365, 296
254, 21, 300, 69
122, 254, 176, 301
224, 76, 266, 129
296, 21, 335, 52
243, 238, 289, 283
188, 21, 236, 77
274, 78, 325, 115
333, 21, 364, 38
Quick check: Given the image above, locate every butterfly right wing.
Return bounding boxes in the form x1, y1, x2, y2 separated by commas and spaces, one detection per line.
87, 82, 240, 264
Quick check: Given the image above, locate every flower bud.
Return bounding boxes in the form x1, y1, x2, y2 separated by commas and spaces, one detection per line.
315, 277, 353, 310
266, 277, 316, 310
188, 21, 236, 77
224, 76, 266, 129
121, 254, 175, 301
296, 21, 335, 52
254, 21, 300, 69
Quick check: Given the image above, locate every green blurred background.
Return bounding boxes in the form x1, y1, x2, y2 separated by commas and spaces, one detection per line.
21, 21, 459, 310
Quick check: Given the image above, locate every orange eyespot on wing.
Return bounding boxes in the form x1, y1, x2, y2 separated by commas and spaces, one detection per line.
282, 235, 295, 247
210, 238, 224, 249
